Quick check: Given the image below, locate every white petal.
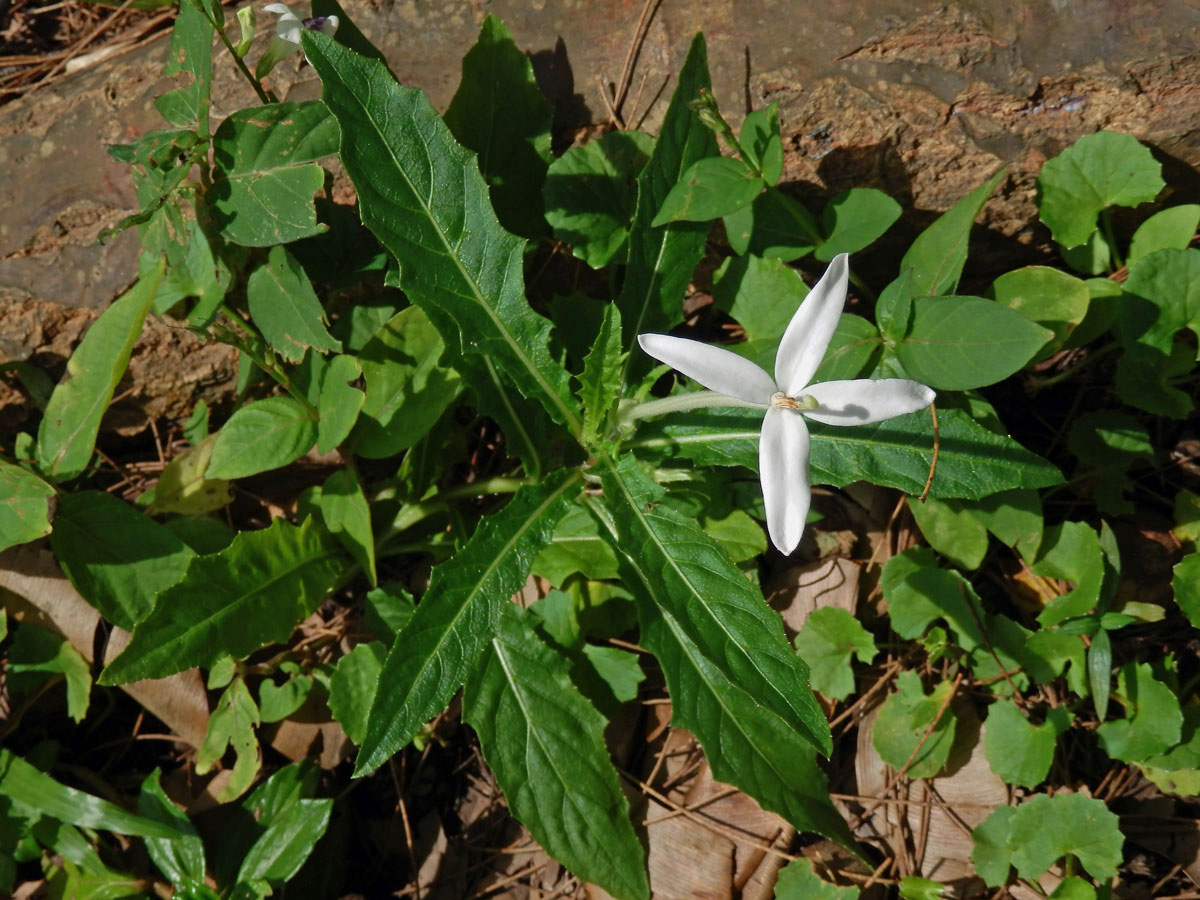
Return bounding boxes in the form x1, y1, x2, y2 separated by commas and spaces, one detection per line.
263, 2, 295, 16
318, 14, 339, 35
803, 378, 936, 426
774, 252, 850, 396
759, 406, 811, 555
638, 333, 775, 405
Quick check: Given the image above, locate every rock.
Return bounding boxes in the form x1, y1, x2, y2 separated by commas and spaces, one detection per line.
3, 0, 1200, 434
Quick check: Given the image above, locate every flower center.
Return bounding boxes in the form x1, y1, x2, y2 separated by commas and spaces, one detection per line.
771, 392, 818, 411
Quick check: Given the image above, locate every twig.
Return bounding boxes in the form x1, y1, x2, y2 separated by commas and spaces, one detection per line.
918, 402, 939, 501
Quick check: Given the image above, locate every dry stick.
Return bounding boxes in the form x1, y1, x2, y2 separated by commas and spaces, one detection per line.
462, 862, 548, 900
957, 580, 1025, 703
918, 402, 940, 502
830, 792, 998, 810
643, 786, 740, 825
611, 0, 659, 121
863, 493, 908, 573
829, 659, 902, 730
732, 826, 785, 893
26, 0, 138, 93
1151, 864, 1185, 895
913, 779, 932, 873
849, 671, 965, 831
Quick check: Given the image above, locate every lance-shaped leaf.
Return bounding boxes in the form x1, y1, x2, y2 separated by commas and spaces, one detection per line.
100, 517, 346, 684
303, 33, 581, 435
0, 459, 55, 552
616, 32, 719, 348
207, 101, 338, 246
206, 396, 318, 480
589, 496, 854, 846
51, 490, 195, 630
463, 604, 649, 900
443, 14, 553, 239
355, 470, 582, 775
631, 406, 1061, 500
598, 454, 830, 754
900, 169, 1005, 296
0, 749, 178, 839
577, 304, 624, 449
37, 260, 164, 482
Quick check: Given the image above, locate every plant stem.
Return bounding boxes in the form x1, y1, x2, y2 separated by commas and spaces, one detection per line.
214, 307, 320, 418
620, 390, 763, 425
191, 0, 272, 104
1100, 209, 1124, 270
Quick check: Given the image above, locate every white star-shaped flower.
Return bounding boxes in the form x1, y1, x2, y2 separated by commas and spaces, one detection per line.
638, 253, 935, 555
258, 4, 339, 78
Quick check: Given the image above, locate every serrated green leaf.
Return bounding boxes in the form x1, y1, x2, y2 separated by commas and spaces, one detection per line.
0, 459, 54, 552
1007, 792, 1123, 881
8, 624, 92, 723
895, 296, 1052, 390
153, 0, 212, 128
0, 749, 177, 839
329, 641, 387, 744
316, 354, 365, 453
1037, 131, 1164, 248
598, 455, 830, 754
1096, 661, 1182, 762
901, 169, 1004, 296
577, 304, 624, 448
598, 529, 854, 845
207, 101, 338, 246
723, 186, 821, 260
207, 397, 317, 480
1032, 522, 1104, 627
443, 14, 552, 239
817, 188, 901, 261
907, 495, 989, 570
37, 261, 164, 482
630, 406, 1062, 500
774, 856, 861, 899
1128, 204, 1200, 264
617, 33, 719, 344
303, 33, 581, 435
651, 156, 763, 226
355, 470, 582, 775
983, 701, 1071, 787
349, 306, 462, 460
246, 246, 341, 363
138, 769, 206, 887
50, 491, 194, 630
794, 607, 877, 701
543, 130, 655, 268
317, 467, 376, 586
872, 671, 957, 779
100, 517, 346, 683
464, 604, 649, 900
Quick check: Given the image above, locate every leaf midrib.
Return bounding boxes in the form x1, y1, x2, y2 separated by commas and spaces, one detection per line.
326, 52, 581, 435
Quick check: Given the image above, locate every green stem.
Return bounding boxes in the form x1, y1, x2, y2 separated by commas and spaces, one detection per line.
374, 477, 530, 554
620, 390, 764, 425
214, 307, 320, 418
1100, 209, 1124, 271
190, 0, 273, 105
848, 270, 877, 303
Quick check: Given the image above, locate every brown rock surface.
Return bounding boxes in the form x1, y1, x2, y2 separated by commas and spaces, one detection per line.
3, 0, 1200, 435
